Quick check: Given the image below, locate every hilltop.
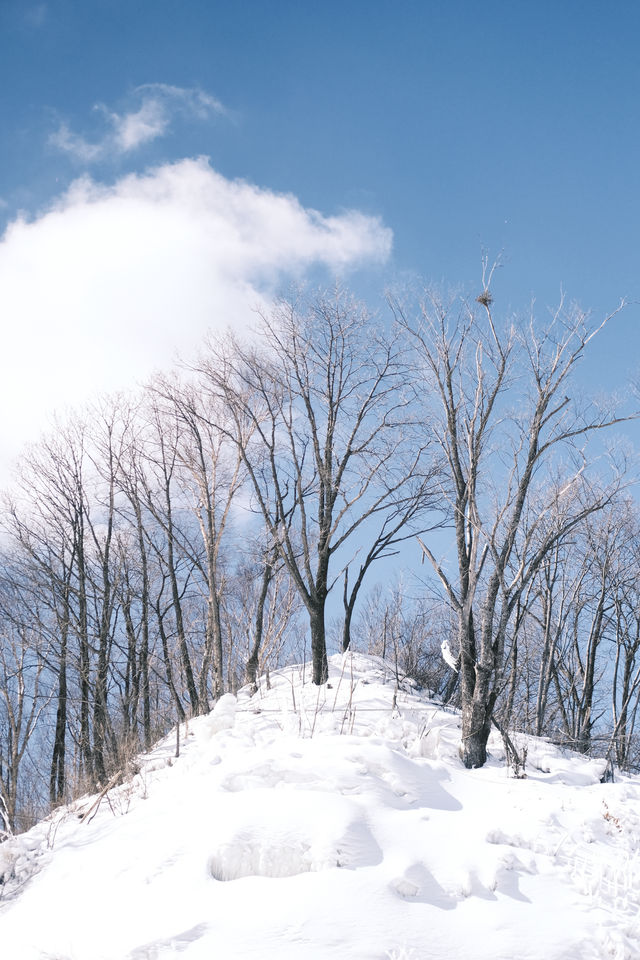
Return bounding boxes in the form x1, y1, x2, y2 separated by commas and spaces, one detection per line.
1, 653, 639, 959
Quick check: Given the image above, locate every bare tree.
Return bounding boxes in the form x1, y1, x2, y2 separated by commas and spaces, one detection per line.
555, 510, 620, 753
153, 377, 245, 703
135, 396, 202, 717
531, 538, 581, 738
396, 279, 629, 767
358, 581, 453, 699
199, 288, 431, 684
221, 536, 302, 694
84, 402, 125, 785
0, 585, 50, 832
4, 420, 98, 787
340, 472, 439, 652
609, 516, 640, 769
554, 499, 640, 766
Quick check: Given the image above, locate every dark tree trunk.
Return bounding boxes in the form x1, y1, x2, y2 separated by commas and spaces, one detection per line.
50, 627, 68, 804
246, 557, 274, 692
122, 597, 139, 737
310, 602, 329, 685
77, 533, 93, 782
134, 498, 151, 748
165, 506, 200, 716
93, 641, 109, 784
156, 594, 186, 723
460, 695, 493, 768
458, 608, 492, 767
200, 581, 225, 708
342, 566, 365, 653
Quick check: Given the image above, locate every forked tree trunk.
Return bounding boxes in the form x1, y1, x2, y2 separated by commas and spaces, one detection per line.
458, 609, 487, 766
460, 696, 493, 768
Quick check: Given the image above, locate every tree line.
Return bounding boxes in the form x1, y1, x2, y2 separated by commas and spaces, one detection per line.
0, 281, 636, 834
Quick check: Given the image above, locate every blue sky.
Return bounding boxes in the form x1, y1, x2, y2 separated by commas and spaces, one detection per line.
0, 0, 639, 471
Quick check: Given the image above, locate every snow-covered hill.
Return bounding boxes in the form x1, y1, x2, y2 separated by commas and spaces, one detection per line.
1, 653, 640, 959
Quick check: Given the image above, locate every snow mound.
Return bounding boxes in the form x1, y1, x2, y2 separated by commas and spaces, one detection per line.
1, 652, 640, 960
199, 693, 237, 738
208, 790, 379, 880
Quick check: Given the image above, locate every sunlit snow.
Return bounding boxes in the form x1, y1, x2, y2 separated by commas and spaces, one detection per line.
1, 653, 639, 959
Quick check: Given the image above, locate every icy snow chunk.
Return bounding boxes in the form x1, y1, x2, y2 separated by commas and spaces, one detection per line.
0, 842, 18, 884
414, 725, 442, 761
201, 694, 237, 738
209, 831, 314, 880
129, 923, 210, 959
441, 640, 458, 671
390, 863, 457, 909
392, 875, 421, 898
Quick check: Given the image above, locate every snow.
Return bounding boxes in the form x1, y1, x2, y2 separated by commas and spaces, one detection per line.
1, 652, 640, 959
440, 640, 458, 672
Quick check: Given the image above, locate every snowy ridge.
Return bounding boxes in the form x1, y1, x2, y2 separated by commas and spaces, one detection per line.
1, 653, 640, 959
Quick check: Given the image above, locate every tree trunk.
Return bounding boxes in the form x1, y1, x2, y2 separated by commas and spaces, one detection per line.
458, 608, 493, 767
342, 565, 366, 652
200, 582, 224, 707
246, 557, 274, 692
310, 603, 329, 685
50, 627, 68, 804
76, 533, 93, 783
460, 693, 493, 768
155, 595, 186, 723
134, 497, 151, 748
165, 511, 200, 716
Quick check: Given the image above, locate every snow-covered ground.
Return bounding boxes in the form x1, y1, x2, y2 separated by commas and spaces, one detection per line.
1, 653, 640, 959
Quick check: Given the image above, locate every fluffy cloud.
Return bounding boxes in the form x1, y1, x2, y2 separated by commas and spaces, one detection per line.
0, 157, 392, 479
49, 85, 226, 161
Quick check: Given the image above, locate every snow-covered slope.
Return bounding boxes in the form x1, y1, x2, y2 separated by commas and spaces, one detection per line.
1, 653, 640, 959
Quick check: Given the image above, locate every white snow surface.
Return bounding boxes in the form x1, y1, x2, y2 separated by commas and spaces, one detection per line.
2, 652, 640, 959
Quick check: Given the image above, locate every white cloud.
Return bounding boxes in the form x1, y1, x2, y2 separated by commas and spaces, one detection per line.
49, 122, 105, 163
0, 158, 392, 481
49, 85, 226, 162
110, 98, 169, 152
